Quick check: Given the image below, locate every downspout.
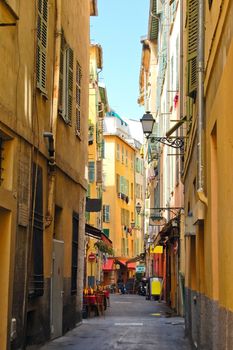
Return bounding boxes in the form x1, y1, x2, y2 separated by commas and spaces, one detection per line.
45, 0, 62, 226
197, 0, 208, 206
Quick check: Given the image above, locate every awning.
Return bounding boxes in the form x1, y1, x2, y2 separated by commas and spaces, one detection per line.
85, 224, 102, 239
127, 262, 136, 269
102, 258, 114, 271
115, 259, 127, 267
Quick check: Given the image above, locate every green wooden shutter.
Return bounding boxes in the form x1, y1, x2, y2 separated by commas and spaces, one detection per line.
58, 31, 65, 113
103, 205, 110, 222
36, 0, 48, 93
67, 48, 73, 123
88, 161, 95, 182
187, 0, 198, 97
76, 61, 82, 134
103, 228, 109, 238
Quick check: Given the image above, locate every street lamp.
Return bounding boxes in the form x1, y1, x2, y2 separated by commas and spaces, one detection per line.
136, 202, 142, 215
140, 111, 155, 139
140, 111, 185, 149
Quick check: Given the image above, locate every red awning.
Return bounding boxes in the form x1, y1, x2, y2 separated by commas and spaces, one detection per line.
116, 259, 127, 266
127, 262, 136, 269
102, 258, 114, 271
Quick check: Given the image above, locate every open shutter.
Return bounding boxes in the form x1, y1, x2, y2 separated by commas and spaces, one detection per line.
58, 32, 65, 113
187, 0, 198, 97
67, 48, 73, 123
76, 61, 82, 134
36, 0, 48, 93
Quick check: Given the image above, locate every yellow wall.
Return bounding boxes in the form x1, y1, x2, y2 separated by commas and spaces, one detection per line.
184, 0, 233, 312
0, 0, 90, 346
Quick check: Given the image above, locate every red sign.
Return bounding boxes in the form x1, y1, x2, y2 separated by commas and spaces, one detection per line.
88, 253, 96, 262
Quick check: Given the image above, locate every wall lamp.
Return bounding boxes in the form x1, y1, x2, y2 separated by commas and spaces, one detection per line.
136, 202, 142, 215
140, 111, 185, 149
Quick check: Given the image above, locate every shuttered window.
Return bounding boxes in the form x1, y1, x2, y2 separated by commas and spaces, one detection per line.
116, 144, 120, 160
59, 32, 73, 124
116, 174, 120, 193
103, 228, 109, 238
36, 0, 48, 93
71, 213, 79, 294
76, 61, 82, 134
88, 161, 95, 183
29, 164, 44, 298
187, 0, 198, 97
103, 205, 110, 222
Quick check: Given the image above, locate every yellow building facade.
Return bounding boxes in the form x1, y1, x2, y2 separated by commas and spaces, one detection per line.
102, 113, 144, 285
0, 0, 93, 348
85, 44, 112, 289
183, 0, 233, 348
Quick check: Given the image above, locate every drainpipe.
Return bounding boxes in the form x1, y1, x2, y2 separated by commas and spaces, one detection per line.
45, 0, 62, 227
197, 0, 208, 206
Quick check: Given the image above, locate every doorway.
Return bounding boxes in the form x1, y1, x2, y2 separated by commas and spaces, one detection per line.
51, 239, 64, 339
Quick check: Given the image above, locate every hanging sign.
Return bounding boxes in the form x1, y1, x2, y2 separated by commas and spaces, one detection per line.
88, 253, 96, 262
150, 245, 163, 254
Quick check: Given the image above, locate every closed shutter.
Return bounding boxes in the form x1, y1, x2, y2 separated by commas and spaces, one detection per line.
96, 160, 102, 183
88, 161, 95, 182
116, 174, 120, 193
187, 0, 198, 97
103, 228, 109, 237
76, 61, 82, 134
36, 0, 48, 93
120, 176, 124, 194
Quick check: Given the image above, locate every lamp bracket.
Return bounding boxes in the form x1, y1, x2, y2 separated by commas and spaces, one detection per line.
149, 136, 185, 149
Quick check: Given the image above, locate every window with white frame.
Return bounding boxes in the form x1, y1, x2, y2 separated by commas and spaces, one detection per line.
103, 205, 110, 222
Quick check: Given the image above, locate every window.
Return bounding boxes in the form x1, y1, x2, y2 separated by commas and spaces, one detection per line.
76, 61, 82, 134
116, 174, 120, 193
121, 145, 124, 164
103, 228, 110, 238
36, 0, 48, 93
131, 154, 134, 169
187, 0, 198, 97
136, 158, 140, 173
116, 144, 120, 160
71, 213, 79, 294
125, 150, 128, 166
29, 164, 44, 298
131, 183, 133, 200
59, 32, 74, 124
103, 205, 110, 222
88, 161, 95, 183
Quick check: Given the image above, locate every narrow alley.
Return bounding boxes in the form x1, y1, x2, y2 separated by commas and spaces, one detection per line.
39, 294, 191, 350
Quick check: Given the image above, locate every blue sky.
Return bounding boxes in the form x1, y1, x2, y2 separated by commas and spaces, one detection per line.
91, 0, 149, 120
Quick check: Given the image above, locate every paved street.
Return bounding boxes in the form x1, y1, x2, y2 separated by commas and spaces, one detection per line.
39, 294, 191, 350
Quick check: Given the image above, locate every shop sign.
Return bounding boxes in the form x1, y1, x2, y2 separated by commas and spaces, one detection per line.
150, 245, 163, 254
88, 253, 96, 262
136, 265, 146, 273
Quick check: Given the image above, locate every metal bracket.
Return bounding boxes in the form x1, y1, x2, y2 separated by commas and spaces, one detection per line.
149, 136, 185, 149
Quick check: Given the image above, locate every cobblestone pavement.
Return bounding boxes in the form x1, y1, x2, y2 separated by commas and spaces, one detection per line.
38, 294, 191, 350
